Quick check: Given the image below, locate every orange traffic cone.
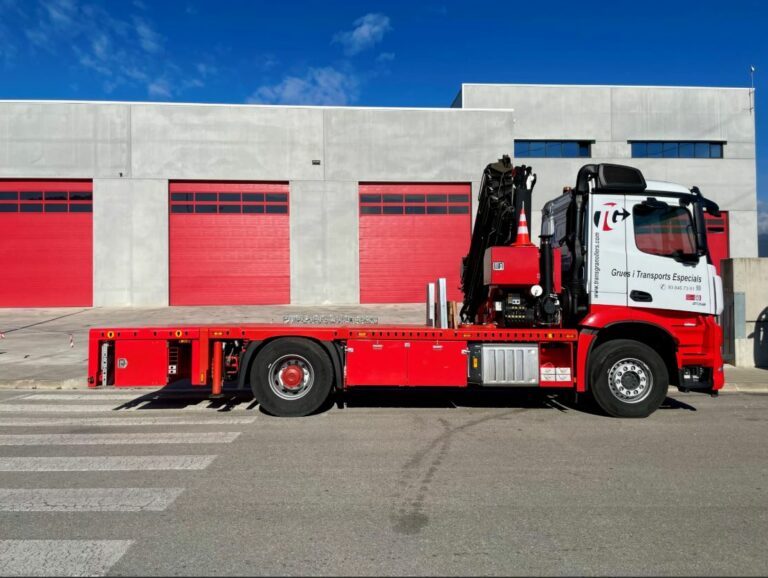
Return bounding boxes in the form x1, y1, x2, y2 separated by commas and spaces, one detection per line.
513, 207, 532, 246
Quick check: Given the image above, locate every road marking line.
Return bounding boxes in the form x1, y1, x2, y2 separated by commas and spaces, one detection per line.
0, 432, 240, 445
16, 393, 154, 401
0, 403, 255, 413
0, 404, 128, 413
0, 488, 184, 512
0, 416, 256, 426
0, 455, 216, 471
0, 393, 38, 402
0, 540, 133, 577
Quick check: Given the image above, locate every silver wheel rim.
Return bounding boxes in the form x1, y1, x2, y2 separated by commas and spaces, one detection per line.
268, 354, 314, 401
607, 357, 653, 404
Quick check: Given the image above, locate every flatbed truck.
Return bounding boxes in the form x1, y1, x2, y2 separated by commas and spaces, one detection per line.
87, 158, 724, 418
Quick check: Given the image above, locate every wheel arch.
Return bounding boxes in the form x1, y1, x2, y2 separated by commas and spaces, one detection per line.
590, 321, 679, 388
237, 336, 344, 391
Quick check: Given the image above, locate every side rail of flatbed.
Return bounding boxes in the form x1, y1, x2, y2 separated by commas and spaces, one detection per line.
87, 324, 580, 415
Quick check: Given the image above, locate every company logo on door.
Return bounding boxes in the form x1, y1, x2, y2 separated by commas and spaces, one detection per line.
593, 202, 630, 232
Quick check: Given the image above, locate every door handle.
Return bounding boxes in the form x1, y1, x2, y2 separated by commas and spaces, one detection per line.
630, 290, 653, 302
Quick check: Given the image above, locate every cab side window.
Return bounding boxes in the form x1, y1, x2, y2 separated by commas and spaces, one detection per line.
633, 204, 696, 258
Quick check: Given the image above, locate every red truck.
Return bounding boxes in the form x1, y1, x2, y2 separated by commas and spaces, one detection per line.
87, 158, 724, 418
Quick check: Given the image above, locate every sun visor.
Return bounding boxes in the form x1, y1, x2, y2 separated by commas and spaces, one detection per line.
597, 164, 647, 192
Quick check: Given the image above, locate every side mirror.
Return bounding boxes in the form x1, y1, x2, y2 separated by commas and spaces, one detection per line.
672, 249, 700, 265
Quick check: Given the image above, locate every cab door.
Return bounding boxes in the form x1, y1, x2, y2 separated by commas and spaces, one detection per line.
586, 194, 628, 307
624, 196, 712, 314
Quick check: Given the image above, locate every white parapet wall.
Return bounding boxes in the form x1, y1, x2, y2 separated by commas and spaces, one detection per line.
721, 258, 768, 367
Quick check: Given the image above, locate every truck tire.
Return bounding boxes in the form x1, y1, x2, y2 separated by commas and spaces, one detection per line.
250, 337, 333, 417
588, 339, 668, 418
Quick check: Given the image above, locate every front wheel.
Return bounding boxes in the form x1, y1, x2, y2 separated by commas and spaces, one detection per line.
589, 339, 669, 418
250, 338, 333, 417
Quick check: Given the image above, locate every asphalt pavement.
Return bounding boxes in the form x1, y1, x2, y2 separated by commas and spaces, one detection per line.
1, 305, 767, 575
0, 387, 766, 576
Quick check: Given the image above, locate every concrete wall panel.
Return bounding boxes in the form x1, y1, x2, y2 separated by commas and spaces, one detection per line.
93, 178, 169, 306
610, 87, 726, 141
323, 109, 515, 182
290, 180, 359, 305
461, 84, 612, 140
728, 210, 758, 258
130, 105, 326, 181
0, 103, 129, 178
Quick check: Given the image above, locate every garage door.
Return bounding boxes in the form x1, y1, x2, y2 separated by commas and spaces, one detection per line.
169, 182, 290, 305
0, 181, 93, 307
705, 211, 729, 276
359, 183, 471, 303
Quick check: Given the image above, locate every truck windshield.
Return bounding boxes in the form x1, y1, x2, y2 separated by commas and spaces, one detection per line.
633, 204, 697, 259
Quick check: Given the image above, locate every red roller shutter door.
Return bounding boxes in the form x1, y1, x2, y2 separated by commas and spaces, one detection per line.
0, 181, 93, 307
359, 183, 471, 303
169, 182, 290, 305
705, 211, 729, 276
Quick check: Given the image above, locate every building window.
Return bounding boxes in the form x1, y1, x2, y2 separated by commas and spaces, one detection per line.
514, 140, 591, 158
630, 141, 724, 159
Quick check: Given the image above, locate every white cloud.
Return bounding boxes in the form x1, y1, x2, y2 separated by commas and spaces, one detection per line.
148, 78, 172, 99
133, 16, 163, 54
196, 62, 218, 78
333, 13, 391, 56
43, 0, 77, 28
11, 0, 208, 99
248, 67, 359, 106
90, 32, 110, 61
255, 53, 278, 71
376, 52, 395, 63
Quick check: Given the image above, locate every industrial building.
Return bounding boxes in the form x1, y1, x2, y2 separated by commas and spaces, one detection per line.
0, 83, 756, 308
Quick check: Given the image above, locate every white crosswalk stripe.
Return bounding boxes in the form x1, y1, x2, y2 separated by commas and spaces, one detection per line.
0, 488, 184, 512
0, 416, 256, 426
0, 401, 255, 412
0, 404, 134, 413
0, 455, 217, 471
0, 390, 251, 574
14, 393, 157, 401
0, 540, 133, 577
0, 431, 240, 445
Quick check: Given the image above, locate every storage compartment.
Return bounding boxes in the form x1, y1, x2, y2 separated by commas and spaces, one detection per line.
345, 340, 408, 386
114, 340, 169, 387
345, 339, 468, 387
407, 341, 467, 387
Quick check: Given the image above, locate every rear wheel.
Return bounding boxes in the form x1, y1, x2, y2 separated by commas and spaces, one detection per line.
250, 338, 333, 417
589, 339, 669, 418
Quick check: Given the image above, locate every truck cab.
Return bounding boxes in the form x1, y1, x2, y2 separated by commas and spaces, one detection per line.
545, 163, 724, 415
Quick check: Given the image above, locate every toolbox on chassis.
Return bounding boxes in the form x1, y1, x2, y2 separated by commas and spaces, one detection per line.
88, 159, 725, 418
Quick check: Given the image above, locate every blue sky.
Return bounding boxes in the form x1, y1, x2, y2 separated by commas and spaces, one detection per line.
1, 0, 766, 224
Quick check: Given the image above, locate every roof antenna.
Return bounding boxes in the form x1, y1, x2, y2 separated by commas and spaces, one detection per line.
750, 65, 756, 115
